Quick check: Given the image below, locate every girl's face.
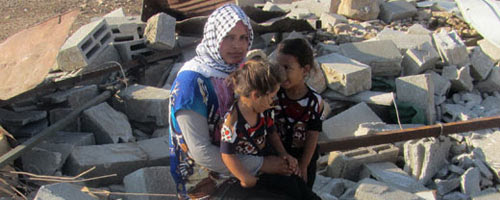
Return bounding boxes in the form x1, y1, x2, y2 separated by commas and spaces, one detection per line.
251, 85, 280, 113
276, 53, 309, 90
219, 21, 249, 65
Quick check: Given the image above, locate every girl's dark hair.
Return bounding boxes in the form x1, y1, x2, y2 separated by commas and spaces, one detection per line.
228, 59, 285, 97
277, 38, 314, 68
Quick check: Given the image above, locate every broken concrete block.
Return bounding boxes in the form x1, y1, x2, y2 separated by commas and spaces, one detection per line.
354, 122, 423, 137
162, 62, 183, 89
396, 74, 436, 124
34, 183, 98, 200
376, 28, 433, 53
433, 30, 470, 66
326, 144, 399, 181
475, 66, 500, 93
427, 71, 451, 97
22, 146, 63, 175
470, 47, 494, 81
361, 162, 428, 193
473, 159, 493, 180
481, 95, 500, 113
106, 16, 146, 40
317, 53, 371, 96
354, 178, 424, 200
235, 0, 265, 8
43, 85, 99, 108
114, 38, 154, 62
478, 39, 500, 63
104, 8, 125, 18
123, 166, 176, 200
137, 137, 170, 166
340, 40, 402, 76
320, 12, 347, 29
323, 90, 395, 106
145, 13, 176, 51
402, 42, 440, 76
114, 84, 170, 126
470, 131, 500, 182
0, 108, 46, 126
435, 178, 461, 195
46, 131, 95, 146
407, 24, 432, 35
57, 19, 114, 72
461, 167, 481, 196
152, 128, 169, 138
49, 108, 80, 132
263, 2, 292, 12
442, 65, 474, 92
312, 175, 345, 198
322, 102, 382, 140
8, 119, 48, 138
82, 102, 134, 144
337, 0, 380, 21
64, 143, 148, 186
292, 0, 338, 18
379, 0, 417, 23
139, 59, 174, 87
472, 189, 500, 200
442, 191, 468, 200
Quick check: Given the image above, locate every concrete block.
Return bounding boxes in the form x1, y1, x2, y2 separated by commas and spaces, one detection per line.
396, 74, 435, 124
326, 144, 399, 181
340, 40, 402, 76
312, 175, 345, 197
478, 39, 500, 63
152, 128, 169, 138
34, 183, 98, 200
145, 13, 176, 51
407, 24, 432, 35
355, 122, 423, 137
162, 62, 183, 89
114, 84, 170, 126
123, 166, 176, 200
263, 2, 292, 12
427, 71, 451, 97
286, 8, 316, 19
292, 0, 338, 18
106, 16, 146, 40
435, 178, 460, 195
137, 137, 170, 166
82, 102, 134, 144
376, 28, 434, 53
472, 189, 500, 200
433, 30, 470, 66
361, 162, 428, 193
481, 96, 500, 113
443, 191, 468, 200
354, 178, 425, 200
320, 12, 347, 29
139, 59, 175, 87
64, 143, 148, 186
0, 108, 46, 126
49, 108, 80, 132
317, 42, 341, 57
461, 167, 481, 196
473, 159, 493, 180
323, 90, 395, 106
469, 131, 500, 182
337, 0, 380, 21
475, 66, 500, 93
42, 85, 99, 108
104, 8, 126, 18
470, 47, 494, 81
22, 146, 63, 175
440, 103, 469, 122
449, 164, 466, 175
322, 102, 382, 140
114, 38, 154, 62
307, 61, 328, 94
57, 19, 114, 72
317, 53, 371, 96
402, 42, 440, 76
379, 0, 418, 23
46, 131, 95, 146
8, 119, 48, 138
442, 65, 474, 92
235, 0, 265, 8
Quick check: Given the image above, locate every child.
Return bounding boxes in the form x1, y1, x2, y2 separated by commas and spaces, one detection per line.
220, 59, 297, 188
274, 38, 324, 188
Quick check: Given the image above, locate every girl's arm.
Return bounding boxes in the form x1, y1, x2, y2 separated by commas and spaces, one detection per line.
221, 153, 258, 188
299, 130, 319, 180
268, 132, 299, 175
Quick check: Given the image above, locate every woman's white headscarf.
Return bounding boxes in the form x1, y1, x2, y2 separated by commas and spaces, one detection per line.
181, 4, 253, 78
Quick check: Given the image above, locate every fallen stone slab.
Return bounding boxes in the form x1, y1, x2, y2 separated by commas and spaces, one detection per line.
478, 39, 500, 63
443, 65, 474, 92
7, 119, 48, 138
45, 131, 95, 146
34, 183, 98, 200
340, 40, 402, 77
402, 42, 440, 76
82, 102, 134, 144
42, 85, 99, 108
427, 71, 451, 97
354, 178, 425, 200
0, 108, 46, 127
139, 59, 175, 87
145, 13, 176, 51
470, 46, 494, 81
472, 159, 493, 180
379, 0, 417, 23
396, 74, 436, 125
433, 29, 470, 66
443, 191, 469, 200
320, 12, 347, 29
376, 28, 433, 53
360, 162, 428, 193
471, 189, 500, 200
475, 66, 500, 93
435, 178, 461, 196
292, 0, 338, 18
322, 89, 395, 106
470, 131, 500, 182
263, 1, 292, 12
49, 108, 80, 132
407, 24, 432, 35
22, 146, 63, 176
137, 137, 170, 166
123, 166, 176, 200
354, 122, 424, 137
461, 167, 481, 196
337, 0, 380, 21
322, 102, 382, 140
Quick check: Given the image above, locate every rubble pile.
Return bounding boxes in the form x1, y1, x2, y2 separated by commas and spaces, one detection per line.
1, 0, 500, 199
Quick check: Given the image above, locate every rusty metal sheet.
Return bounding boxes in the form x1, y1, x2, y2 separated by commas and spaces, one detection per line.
0, 10, 80, 101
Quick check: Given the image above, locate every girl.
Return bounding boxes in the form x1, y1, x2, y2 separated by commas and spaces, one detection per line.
275, 38, 325, 188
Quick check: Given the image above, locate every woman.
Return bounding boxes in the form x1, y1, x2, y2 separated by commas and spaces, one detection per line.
168, 4, 296, 199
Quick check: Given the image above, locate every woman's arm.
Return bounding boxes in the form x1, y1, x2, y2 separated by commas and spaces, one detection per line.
221, 153, 258, 188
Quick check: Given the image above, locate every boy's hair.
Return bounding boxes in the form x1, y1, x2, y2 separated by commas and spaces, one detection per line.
228, 58, 285, 97
277, 38, 314, 68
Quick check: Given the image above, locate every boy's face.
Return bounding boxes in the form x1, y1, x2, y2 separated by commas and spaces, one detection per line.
251, 85, 279, 113
276, 53, 307, 90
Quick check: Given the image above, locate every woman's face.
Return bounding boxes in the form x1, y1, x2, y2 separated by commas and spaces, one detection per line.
219, 21, 250, 65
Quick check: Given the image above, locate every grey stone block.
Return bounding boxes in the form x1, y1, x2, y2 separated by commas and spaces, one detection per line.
49, 108, 80, 132
407, 24, 432, 35
82, 102, 134, 144
291, 0, 337, 18
442, 191, 468, 200
313, 175, 345, 198
376, 28, 433, 53
64, 143, 148, 186
472, 189, 500, 200
470, 47, 494, 81
46, 131, 95, 146
433, 29, 470, 66
145, 13, 176, 51
340, 40, 402, 76
57, 19, 114, 72
22, 146, 63, 176
0, 108, 46, 126
8, 118, 48, 138
34, 183, 98, 200
475, 66, 500, 93
320, 12, 347, 29
361, 162, 428, 193
263, 2, 292, 12
354, 178, 424, 200
337, 0, 380, 21
123, 166, 176, 200
379, 0, 417, 23
473, 159, 493, 180
440, 103, 469, 122
435, 178, 461, 195
114, 38, 154, 62
427, 71, 451, 97
461, 167, 481, 196
323, 90, 395, 106
152, 128, 169, 138
354, 122, 423, 137
114, 84, 170, 126
43, 85, 99, 108
442, 65, 474, 92
317, 53, 371, 96
396, 74, 436, 124
470, 131, 500, 182
104, 8, 126, 18
137, 137, 170, 166
322, 102, 382, 140
139, 59, 174, 87
402, 42, 439, 76
478, 39, 500, 62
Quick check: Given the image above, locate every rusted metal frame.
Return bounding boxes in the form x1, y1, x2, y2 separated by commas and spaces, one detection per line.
318, 115, 500, 153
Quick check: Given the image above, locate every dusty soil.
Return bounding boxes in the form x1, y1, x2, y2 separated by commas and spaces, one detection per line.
0, 0, 143, 43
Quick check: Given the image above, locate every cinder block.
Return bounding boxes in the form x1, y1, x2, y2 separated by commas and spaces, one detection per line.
57, 19, 114, 72
376, 28, 433, 53
64, 143, 148, 186
396, 74, 436, 124
113, 84, 170, 126
442, 65, 474, 92
317, 53, 371, 96
106, 16, 146, 40
475, 66, 500, 93
34, 183, 98, 200
82, 102, 134, 144
46, 131, 95, 146
461, 167, 481, 196
137, 137, 170, 166
361, 162, 428, 193
49, 108, 80, 132
478, 39, 500, 62
145, 13, 176, 51
123, 166, 176, 200
323, 102, 382, 140
433, 29, 470, 66
326, 144, 399, 181
402, 42, 440, 76
353, 178, 424, 200
114, 38, 155, 62
340, 40, 402, 76
470, 47, 494, 81
379, 0, 417, 23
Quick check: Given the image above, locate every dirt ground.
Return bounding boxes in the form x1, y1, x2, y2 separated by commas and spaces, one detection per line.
0, 0, 144, 43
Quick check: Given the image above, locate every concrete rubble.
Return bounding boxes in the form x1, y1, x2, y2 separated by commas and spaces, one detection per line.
1, 0, 500, 199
